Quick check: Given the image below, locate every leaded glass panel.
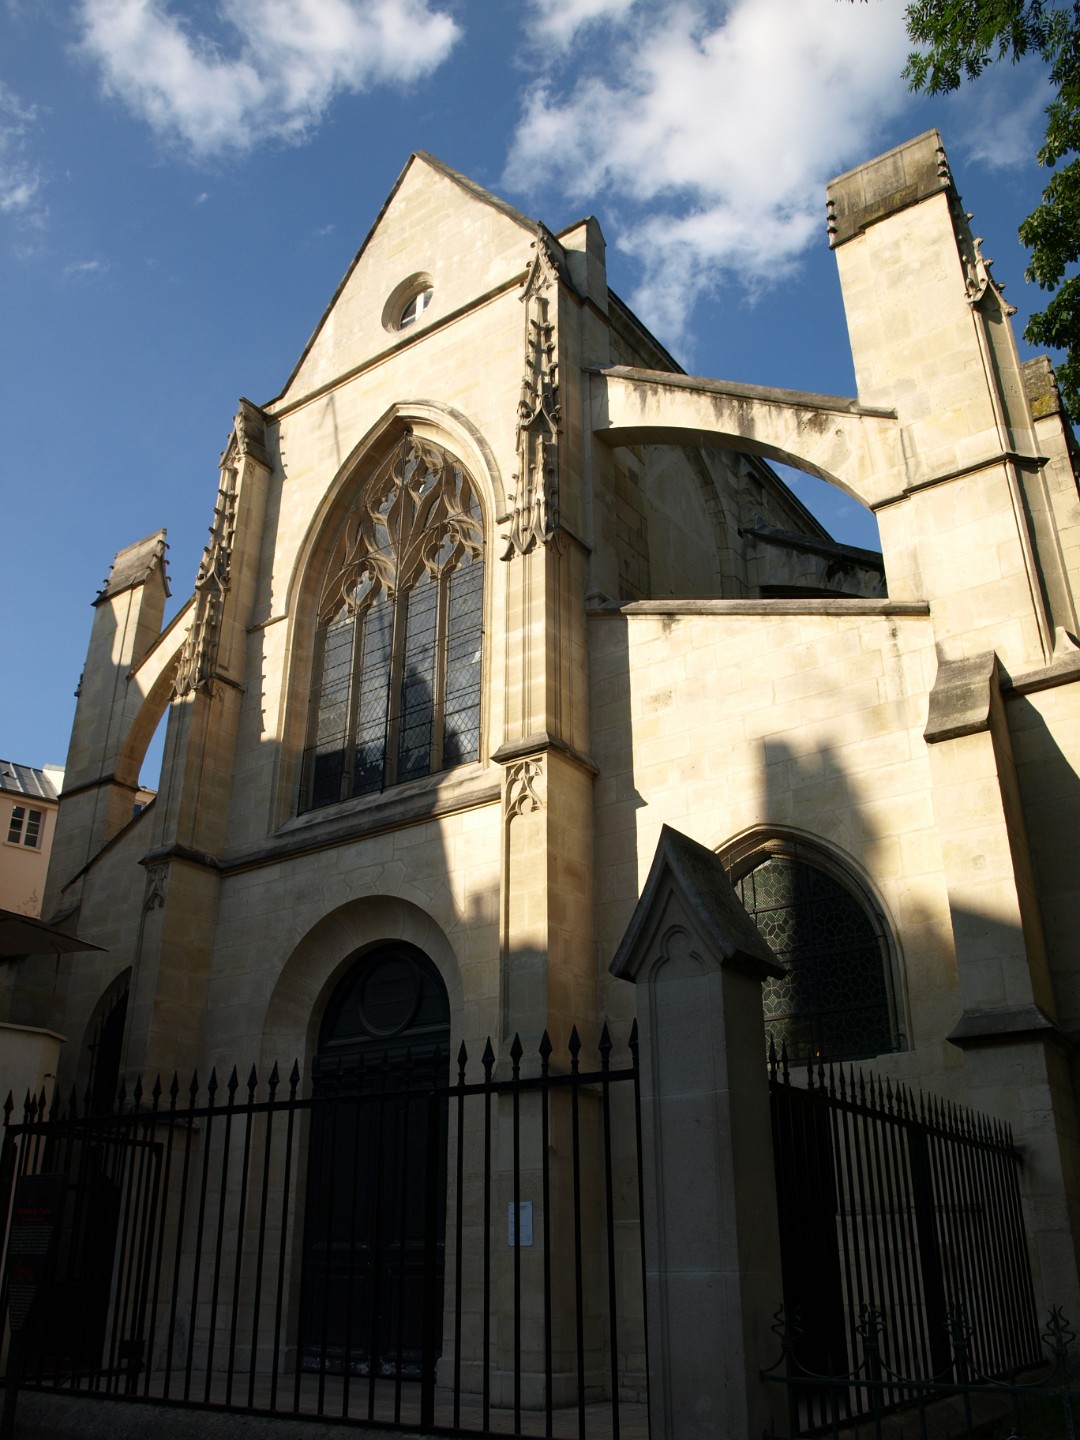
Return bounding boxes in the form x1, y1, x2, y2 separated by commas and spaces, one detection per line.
737, 854, 895, 1063
301, 434, 484, 812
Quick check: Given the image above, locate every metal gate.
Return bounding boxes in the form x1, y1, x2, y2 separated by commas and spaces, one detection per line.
0, 1024, 647, 1440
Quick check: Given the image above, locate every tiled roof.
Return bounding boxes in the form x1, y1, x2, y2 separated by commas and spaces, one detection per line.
0, 762, 59, 802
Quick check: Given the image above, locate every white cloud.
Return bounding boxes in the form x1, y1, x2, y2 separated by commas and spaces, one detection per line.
507, 0, 914, 345
78, 0, 461, 158
0, 81, 46, 222
63, 257, 106, 278
527, 0, 636, 51
947, 56, 1052, 170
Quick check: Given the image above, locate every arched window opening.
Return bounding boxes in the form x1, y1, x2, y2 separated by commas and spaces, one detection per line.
86, 976, 130, 1115
301, 943, 451, 1377
728, 839, 898, 1064
301, 433, 484, 813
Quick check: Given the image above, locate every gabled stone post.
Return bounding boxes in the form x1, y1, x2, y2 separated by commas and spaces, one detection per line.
610, 825, 785, 1440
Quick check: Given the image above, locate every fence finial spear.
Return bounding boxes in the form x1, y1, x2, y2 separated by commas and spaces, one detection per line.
247, 1064, 258, 1100
457, 1040, 468, 1082
538, 1030, 552, 1075
599, 1020, 613, 1064
289, 1059, 301, 1095
510, 1032, 523, 1079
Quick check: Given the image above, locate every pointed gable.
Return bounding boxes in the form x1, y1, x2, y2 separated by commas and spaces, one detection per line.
272, 153, 541, 406
610, 826, 782, 985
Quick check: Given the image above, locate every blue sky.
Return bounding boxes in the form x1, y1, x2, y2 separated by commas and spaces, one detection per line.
0, 0, 1062, 775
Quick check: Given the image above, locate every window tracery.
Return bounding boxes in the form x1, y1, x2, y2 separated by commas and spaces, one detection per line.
301, 432, 484, 812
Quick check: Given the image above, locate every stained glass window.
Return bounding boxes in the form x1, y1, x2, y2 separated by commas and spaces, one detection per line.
735, 850, 897, 1063
302, 434, 484, 812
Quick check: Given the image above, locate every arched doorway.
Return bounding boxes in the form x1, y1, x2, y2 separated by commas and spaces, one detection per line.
300, 942, 451, 1378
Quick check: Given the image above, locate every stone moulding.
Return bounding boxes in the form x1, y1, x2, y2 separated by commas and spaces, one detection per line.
174, 401, 267, 700
501, 232, 565, 559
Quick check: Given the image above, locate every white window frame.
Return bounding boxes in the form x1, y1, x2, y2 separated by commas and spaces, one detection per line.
7, 804, 44, 849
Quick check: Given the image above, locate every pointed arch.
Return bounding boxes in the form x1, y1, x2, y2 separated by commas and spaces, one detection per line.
279, 410, 497, 820
717, 827, 905, 1063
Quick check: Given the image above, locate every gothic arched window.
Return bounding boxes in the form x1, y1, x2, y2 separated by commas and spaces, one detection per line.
301, 434, 484, 813
728, 838, 899, 1064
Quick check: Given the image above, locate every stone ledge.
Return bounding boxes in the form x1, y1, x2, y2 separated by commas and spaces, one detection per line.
947, 1003, 1067, 1049
587, 598, 930, 618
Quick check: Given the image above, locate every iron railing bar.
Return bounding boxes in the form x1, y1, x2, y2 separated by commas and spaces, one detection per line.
204, 1073, 237, 1404
392, 1063, 415, 1426
342, 1078, 365, 1420
163, 1090, 198, 1400
481, 1043, 492, 1435
315, 1069, 343, 1417
452, 1046, 466, 1432
835, 1069, 870, 1419
366, 1058, 390, 1423
268, 1063, 300, 1412
600, 1027, 621, 1440
511, 1036, 522, 1436
865, 1077, 903, 1407
881, 1087, 924, 1384
143, 1084, 177, 1400
540, 1035, 553, 1440
247, 1066, 278, 1410
225, 1072, 257, 1407
569, 1030, 586, 1440
105, 1102, 143, 1394
126, 1112, 163, 1394
185, 1072, 218, 1402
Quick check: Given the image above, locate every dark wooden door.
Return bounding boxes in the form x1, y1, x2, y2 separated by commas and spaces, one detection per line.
300, 944, 450, 1377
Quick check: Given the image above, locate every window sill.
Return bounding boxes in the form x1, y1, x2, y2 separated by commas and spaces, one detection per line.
223, 764, 501, 875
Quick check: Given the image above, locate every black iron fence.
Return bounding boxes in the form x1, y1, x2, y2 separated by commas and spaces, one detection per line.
762, 1306, 1080, 1440
767, 1047, 1041, 1434
0, 1025, 647, 1440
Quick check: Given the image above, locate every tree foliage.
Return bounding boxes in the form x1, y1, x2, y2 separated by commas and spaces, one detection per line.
902, 1, 1080, 422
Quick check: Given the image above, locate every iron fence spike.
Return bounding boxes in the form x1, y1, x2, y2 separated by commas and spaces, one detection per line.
247, 1064, 258, 1098
598, 1020, 613, 1057
482, 1037, 495, 1077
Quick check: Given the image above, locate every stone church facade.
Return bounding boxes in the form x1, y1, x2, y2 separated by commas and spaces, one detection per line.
9, 127, 1080, 1342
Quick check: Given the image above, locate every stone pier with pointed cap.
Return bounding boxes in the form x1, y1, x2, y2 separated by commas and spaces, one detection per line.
610, 825, 785, 1440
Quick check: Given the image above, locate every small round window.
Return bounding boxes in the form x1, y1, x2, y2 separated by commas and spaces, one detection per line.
398, 286, 433, 329
383, 273, 434, 333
